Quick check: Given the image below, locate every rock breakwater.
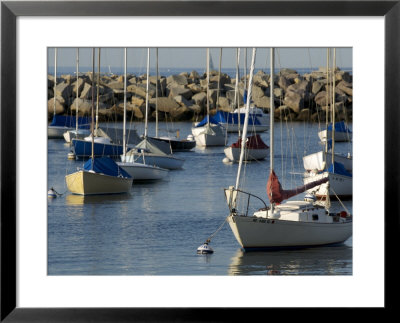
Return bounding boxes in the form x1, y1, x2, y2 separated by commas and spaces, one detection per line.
48, 67, 352, 123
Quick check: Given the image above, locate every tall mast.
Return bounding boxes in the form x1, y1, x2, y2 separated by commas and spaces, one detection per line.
75, 48, 79, 132
53, 48, 57, 116
91, 48, 95, 166
324, 48, 330, 156
206, 48, 210, 126
269, 48, 275, 211
270, 47, 275, 174
144, 48, 150, 138
331, 48, 336, 169
234, 48, 241, 136
216, 47, 222, 112
155, 47, 159, 138
95, 48, 101, 132
243, 48, 247, 101
123, 48, 127, 158
235, 48, 257, 190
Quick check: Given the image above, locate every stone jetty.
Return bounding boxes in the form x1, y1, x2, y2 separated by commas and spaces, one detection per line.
48, 67, 352, 123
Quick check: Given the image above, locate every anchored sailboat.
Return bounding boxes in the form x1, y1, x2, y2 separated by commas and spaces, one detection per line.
225, 48, 352, 250
116, 48, 169, 181
48, 48, 91, 139
122, 48, 185, 170
192, 48, 226, 147
65, 48, 133, 195
303, 48, 352, 199
224, 48, 269, 162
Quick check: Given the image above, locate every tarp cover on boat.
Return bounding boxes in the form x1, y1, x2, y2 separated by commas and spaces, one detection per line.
267, 170, 328, 204
231, 134, 269, 149
132, 137, 171, 155
195, 115, 222, 128
84, 157, 131, 178
328, 162, 352, 177
327, 121, 352, 133
49, 115, 91, 128
196, 111, 261, 128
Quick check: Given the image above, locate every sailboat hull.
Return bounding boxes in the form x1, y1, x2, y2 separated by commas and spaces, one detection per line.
63, 129, 91, 143
228, 215, 352, 249
121, 154, 184, 170
150, 136, 196, 152
303, 171, 352, 199
222, 123, 269, 133
194, 133, 226, 147
303, 151, 352, 172
48, 126, 73, 139
65, 170, 133, 195
117, 162, 169, 181
72, 139, 123, 158
224, 146, 268, 162
318, 129, 352, 142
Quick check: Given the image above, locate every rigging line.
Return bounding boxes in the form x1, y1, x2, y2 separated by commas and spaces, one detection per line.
205, 217, 227, 242
330, 187, 350, 214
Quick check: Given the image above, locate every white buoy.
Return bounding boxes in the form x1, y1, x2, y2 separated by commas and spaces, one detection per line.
222, 157, 231, 164
197, 242, 214, 254
187, 134, 194, 141
67, 151, 76, 160
48, 188, 57, 198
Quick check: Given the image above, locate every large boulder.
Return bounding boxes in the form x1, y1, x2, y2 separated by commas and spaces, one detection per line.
187, 83, 203, 94
167, 74, 188, 87
168, 86, 193, 100
253, 96, 272, 110
55, 82, 72, 101
283, 91, 304, 113
71, 78, 86, 97
192, 92, 207, 108
336, 81, 353, 96
314, 91, 329, 107
127, 83, 156, 99
149, 97, 179, 113
252, 85, 266, 99
47, 98, 65, 115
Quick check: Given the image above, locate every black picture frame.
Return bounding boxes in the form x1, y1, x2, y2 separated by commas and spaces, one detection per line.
1, 1, 396, 321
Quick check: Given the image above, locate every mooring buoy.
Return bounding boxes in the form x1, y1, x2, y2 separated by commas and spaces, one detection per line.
197, 242, 214, 254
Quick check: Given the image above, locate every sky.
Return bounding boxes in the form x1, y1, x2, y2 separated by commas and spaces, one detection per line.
47, 47, 352, 73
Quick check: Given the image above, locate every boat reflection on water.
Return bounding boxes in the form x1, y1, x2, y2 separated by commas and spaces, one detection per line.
228, 241, 352, 275
65, 193, 132, 206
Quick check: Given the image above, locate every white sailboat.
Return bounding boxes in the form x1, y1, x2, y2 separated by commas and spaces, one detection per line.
116, 48, 169, 181
192, 48, 226, 147
63, 48, 91, 143
304, 48, 352, 199
65, 48, 133, 195
121, 48, 185, 170
225, 48, 352, 250
224, 48, 269, 162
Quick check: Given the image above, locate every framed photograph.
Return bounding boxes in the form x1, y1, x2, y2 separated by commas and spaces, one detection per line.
1, 1, 396, 321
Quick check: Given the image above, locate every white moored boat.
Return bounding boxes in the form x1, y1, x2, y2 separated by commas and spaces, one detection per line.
224, 134, 268, 162
121, 48, 184, 170
225, 48, 352, 250
192, 48, 226, 147
318, 121, 352, 142
303, 150, 352, 172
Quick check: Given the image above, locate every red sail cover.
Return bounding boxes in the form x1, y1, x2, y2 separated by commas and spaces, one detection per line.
231, 134, 269, 149
267, 170, 329, 204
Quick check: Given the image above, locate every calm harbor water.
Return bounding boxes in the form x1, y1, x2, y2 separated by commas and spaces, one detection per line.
48, 121, 352, 275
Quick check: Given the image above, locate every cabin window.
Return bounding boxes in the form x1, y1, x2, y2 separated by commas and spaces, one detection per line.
312, 214, 319, 221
